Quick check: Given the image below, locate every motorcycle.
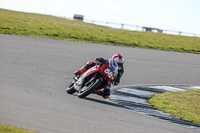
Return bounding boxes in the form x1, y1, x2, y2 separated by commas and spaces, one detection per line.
66, 59, 118, 98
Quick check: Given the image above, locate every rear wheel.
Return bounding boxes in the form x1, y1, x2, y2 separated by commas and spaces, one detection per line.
66, 81, 76, 94
78, 79, 101, 98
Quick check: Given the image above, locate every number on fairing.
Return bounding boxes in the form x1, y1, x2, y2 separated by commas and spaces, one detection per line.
104, 68, 112, 78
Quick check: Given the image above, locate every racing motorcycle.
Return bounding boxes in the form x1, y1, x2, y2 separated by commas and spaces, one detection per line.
66, 59, 118, 98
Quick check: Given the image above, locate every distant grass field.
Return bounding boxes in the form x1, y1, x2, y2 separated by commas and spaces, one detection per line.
0, 124, 36, 133
0, 8, 200, 53
149, 89, 200, 125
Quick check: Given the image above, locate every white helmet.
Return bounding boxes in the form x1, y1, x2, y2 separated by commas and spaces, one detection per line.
112, 53, 124, 70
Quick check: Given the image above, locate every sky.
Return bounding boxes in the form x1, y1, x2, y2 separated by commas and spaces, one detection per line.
0, 0, 200, 34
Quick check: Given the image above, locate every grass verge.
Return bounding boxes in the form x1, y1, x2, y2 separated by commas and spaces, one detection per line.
0, 124, 36, 133
149, 89, 200, 125
0, 8, 200, 53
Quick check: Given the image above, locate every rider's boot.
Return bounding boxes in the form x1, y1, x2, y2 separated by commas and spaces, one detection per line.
101, 88, 110, 99
93, 89, 103, 95
94, 84, 111, 99
101, 83, 111, 99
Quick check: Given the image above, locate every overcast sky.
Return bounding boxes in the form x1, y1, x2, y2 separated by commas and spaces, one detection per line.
0, 0, 200, 34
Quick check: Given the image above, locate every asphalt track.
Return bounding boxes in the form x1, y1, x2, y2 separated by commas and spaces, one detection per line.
0, 34, 200, 133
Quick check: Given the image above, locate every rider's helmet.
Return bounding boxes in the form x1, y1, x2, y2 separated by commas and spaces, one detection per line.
109, 59, 118, 72
112, 53, 124, 70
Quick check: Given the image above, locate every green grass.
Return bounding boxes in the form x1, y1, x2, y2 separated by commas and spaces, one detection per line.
0, 124, 37, 133
1, 8, 200, 53
149, 89, 200, 125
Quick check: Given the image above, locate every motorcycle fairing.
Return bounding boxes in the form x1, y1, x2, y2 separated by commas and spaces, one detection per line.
74, 66, 100, 91
82, 66, 99, 78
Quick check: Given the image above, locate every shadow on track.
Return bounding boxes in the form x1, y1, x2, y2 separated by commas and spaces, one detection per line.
68, 93, 126, 110
83, 97, 123, 108
68, 93, 122, 108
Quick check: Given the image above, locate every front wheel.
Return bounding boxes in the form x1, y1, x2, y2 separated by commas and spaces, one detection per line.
78, 79, 101, 98
66, 81, 76, 94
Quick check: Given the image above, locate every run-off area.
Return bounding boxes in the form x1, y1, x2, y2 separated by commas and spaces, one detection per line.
110, 85, 200, 130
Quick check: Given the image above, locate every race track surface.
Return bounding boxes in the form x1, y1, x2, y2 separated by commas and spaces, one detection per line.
0, 34, 200, 133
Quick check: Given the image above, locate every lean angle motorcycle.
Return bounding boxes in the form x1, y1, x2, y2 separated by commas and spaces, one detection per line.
66, 59, 118, 98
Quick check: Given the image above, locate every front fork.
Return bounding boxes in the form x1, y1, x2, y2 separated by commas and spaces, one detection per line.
74, 76, 85, 92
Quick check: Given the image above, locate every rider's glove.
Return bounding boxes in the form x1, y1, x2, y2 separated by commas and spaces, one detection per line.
95, 57, 105, 63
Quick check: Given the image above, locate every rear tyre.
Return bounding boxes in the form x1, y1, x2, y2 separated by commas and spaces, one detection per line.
66, 81, 76, 94
78, 79, 101, 98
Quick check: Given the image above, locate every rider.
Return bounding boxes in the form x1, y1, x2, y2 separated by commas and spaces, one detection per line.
74, 53, 124, 99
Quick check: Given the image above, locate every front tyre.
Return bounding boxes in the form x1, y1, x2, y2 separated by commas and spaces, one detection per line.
66, 81, 76, 94
78, 79, 101, 98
